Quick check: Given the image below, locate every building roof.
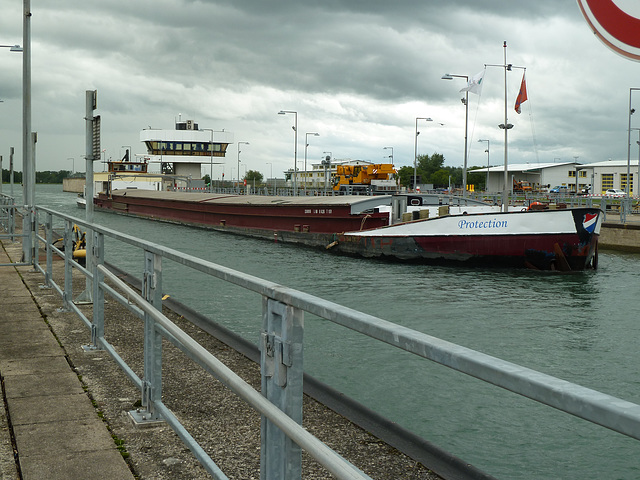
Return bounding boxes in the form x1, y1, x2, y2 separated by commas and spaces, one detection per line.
471, 162, 577, 173
578, 159, 640, 168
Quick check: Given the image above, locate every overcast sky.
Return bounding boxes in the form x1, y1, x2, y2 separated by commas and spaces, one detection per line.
1, 1, 640, 180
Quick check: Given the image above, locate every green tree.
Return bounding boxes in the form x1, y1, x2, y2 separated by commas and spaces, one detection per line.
397, 166, 414, 187
431, 169, 451, 188
244, 170, 263, 183
417, 153, 446, 179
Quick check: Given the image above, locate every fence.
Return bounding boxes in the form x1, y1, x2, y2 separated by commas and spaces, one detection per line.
3, 200, 640, 479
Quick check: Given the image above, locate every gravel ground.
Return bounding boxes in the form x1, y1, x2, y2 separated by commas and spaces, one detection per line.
13, 244, 443, 480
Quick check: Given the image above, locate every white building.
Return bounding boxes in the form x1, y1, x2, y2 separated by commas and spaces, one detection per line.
474, 160, 640, 195
286, 158, 379, 189
578, 159, 639, 196
474, 162, 581, 192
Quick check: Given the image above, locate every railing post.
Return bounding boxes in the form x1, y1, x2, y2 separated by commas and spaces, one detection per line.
61, 220, 74, 311
260, 297, 304, 480
139, 250, 163, 421
43, 212, 53, 287
87, 230, 105, 350
32, 208, 39, 272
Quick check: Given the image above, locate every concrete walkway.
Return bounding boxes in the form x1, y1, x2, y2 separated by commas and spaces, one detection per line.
0, 243, 134, 480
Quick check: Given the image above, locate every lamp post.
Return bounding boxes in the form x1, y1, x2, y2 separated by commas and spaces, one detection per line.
202, 128, 214, 192
627, 89, 640, 203
278, 110, 297, 195
442, 73, 469, 197
237, 141, 249, 194
3, 39, 26, 259
383, 146, 393, 163
266, 162, 273, 194
323, 152, 332, 194
304, 132, 319, 195
631, 128, 640, 198
478, 139, 490, 191
414, 117, 433, 191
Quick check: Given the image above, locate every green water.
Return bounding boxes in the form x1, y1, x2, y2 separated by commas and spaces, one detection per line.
33, 185, 640, 479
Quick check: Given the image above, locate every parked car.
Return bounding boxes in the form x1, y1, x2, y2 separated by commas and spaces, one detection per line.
604, 188, 627, 198
549, 185, 569, 193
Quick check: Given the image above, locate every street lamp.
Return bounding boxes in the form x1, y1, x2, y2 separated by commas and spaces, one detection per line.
304, 132, 319, 195
383, 146, 394, 163
278, 110, 298, 195
478, 139, 490, 191
323, 152, 332, 194
202, 129, 215, 192
414, 117, 433, 191
627, 88, 640, 203
237, 141, 249, 194
442, 73, 469, 197
266, 162, 273, 194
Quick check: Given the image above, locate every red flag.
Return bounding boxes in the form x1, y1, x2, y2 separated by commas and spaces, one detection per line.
514, 73, 528, 114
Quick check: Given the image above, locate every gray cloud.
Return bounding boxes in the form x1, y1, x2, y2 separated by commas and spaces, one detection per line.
0, 1, 637, 179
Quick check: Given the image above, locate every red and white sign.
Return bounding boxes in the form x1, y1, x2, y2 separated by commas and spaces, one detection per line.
577, 0, 640, 61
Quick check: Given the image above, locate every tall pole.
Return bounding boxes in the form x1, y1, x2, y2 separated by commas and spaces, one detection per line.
627, 89, 639, 199
502, 41, 509, 212
237, 141, 249, 194
304, 132, 319, 196
383, 146, 393, 163
441, 74, 470, 197
22, 0, 33, 263
414, 117, 432, 191
278, 110, 297, 195
266, 162, 272, 194
478, 139, 490, 191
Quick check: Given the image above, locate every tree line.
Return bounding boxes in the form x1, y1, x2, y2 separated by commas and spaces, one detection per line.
1, 169, 76, 184
396, 153, 486, 190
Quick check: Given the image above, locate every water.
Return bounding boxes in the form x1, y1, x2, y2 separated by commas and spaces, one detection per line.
29, 185, 640, 479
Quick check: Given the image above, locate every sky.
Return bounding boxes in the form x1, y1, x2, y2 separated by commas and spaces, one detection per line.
1, 1, 640, 181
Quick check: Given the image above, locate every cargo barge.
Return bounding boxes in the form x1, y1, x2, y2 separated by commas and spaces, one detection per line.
94, 189, 602, 271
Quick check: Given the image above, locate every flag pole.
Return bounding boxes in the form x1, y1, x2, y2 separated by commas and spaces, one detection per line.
502, 41, 509, 212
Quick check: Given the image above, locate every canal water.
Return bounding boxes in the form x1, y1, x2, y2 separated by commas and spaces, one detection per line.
28, 185, 640, 479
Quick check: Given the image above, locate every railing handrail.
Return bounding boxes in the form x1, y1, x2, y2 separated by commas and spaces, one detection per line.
33, 204, 640, 442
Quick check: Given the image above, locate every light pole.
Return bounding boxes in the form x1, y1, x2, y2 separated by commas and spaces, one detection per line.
414, 117, 433, 191
323, 152, 332, 194
632, 128, 640, 198
304, 132, 319, 195
202, 128, 214, 192
383, 146, 393, 163
478, 139, 490, 191
67, 157, 74, 174
237, 141, 249, 194
278, 110, 298, 195
2, 39, 26, 259
442, 73, 469, 197
627, 88, 640, 202
266, 162, 273, 194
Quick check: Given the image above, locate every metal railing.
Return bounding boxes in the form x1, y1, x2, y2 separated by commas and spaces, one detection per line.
3, 202, 640, 479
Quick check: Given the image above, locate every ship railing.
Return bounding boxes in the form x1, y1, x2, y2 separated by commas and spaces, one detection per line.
23, 205, 640, 479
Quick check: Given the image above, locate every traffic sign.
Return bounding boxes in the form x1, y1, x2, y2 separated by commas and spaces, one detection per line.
577, 0, 640, 60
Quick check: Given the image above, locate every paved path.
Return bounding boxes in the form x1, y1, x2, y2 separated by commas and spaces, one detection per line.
0, 242, 134, 480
